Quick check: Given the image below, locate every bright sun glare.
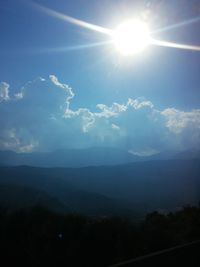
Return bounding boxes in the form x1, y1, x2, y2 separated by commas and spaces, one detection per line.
113, 19, 151, 55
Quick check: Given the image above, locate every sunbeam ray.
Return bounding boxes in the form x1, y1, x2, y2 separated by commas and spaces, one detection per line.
31, 1, 112, 36
153, 16, 200, 34
151, 39, 200, 52
32, 41, 112, 54
30, 2, 200, 54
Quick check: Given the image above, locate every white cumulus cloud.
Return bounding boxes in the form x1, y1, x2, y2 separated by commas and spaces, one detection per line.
0, 75, 200, 153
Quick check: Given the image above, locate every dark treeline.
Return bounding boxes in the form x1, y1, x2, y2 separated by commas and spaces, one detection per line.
0, 205, 200, 267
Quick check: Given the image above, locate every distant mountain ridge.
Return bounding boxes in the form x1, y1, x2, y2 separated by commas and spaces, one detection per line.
0, 159, 200, 216
0, 184, 69, 213
0, 148, 138, 167
0, 148, 199, 168
0, 164, 134, 216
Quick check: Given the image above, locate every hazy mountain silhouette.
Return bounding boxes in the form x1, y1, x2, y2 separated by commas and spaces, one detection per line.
0, 166, 134, 216
0, 148, 200, 168
0, 184, 68, 213
173, 149, 200, 160
0, 148, 140, 167
0, 159, 200, 215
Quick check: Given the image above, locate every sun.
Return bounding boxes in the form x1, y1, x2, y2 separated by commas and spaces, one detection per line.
113, 19, 151, 55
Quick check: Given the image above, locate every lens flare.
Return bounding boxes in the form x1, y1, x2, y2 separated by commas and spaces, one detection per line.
113, 19, 151, 55
31, 2, 200, 55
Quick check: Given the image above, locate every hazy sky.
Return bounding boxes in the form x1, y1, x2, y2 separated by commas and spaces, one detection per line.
0, 0, 200, 154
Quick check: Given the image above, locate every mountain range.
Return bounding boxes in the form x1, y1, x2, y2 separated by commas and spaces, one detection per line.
0, 156, 200, 217
0, 148, 200, 168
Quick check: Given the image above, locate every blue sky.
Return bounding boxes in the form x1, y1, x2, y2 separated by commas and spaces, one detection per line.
0, 0, 200, 154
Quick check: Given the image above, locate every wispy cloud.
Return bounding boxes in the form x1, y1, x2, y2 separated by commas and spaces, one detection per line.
0, 82, 10, 102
